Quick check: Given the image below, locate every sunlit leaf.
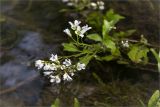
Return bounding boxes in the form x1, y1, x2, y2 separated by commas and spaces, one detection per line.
79, 55, 93, 65
51, 98, 60, 107
103, 39, 116, 54
128, 46, 149, 63
87, 33, 102, 41
62, 43, 79, 52
102, 20, 111, 38
148, 90, 160, 107
74, 98, 80, 107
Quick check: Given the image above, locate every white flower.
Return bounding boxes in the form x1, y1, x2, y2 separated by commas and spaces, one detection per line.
67, 2, 74, 6
90, 2, 97, 10
35, 60, 44, 69
50, 54, 58, 62
62, 0, 69, 2
63, 59, 72, 66
121, 40, 129, 48
80, 25, 92, 37
97, 1, 105, 10
50, 63, 57, 70
43, 71, 52, 76
43, 63, 51, 70
50, 75, 61, 83
75, 25, 92, 38
69, 20, 81, 30
60, 65, 66, 70
63, 73, 72, 81
63, 28, 72, 37
99, 5, 104, 10
70, 72, 74, 76
77, 63, 85, 71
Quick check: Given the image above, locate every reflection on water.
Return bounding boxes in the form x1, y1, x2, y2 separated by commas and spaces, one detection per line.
0, 0, 159, 107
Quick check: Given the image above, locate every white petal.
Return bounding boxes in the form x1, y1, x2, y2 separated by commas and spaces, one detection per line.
43, 71, 52, 76
63, 28, 72, 37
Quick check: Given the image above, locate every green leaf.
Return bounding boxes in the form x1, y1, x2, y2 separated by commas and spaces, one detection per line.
51, 98, 60, 107
150, 49, 160, 72
103, 39, 116, 54
86, 33, 102, 41
117, 60, 129, 65
62, 43, 79, 52
105, 9, 125, 25
74, 98, 80, 107
127, 46, 149, 63
126, 29, 136, 36
113, 30, 136, 38
148, 90, 160, 107
100, 55, 115, 61
79, 55, 93, 65
138, 99, 146, 107
86, 12, 103, 31
102, 20, 111, 38
92, 72, 105, 87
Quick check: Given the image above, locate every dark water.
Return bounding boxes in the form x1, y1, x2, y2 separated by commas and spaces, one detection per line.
0, 0, 159, 107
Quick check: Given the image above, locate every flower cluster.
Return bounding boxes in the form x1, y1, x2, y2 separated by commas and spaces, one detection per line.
64, 20, 92, 38
121, 40, 129, 48
35, 54, 85, 84
90, 1, 105, 10
62, 0, 105, 10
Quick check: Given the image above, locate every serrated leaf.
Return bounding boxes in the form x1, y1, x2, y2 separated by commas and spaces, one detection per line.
51, 98, 60, 107
62, 43, 79, 52
148, 90, 160, 107
74, 98, 80, 107
79, 55, 93, 65
87, 33, 102, 41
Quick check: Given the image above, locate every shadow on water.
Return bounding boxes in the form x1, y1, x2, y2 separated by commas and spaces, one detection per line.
0, 0, 159, 107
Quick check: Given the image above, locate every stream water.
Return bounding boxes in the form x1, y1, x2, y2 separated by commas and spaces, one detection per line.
0, 0, 159, 107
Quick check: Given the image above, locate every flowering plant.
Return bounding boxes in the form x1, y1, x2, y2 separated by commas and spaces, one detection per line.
35, 0, 160, 84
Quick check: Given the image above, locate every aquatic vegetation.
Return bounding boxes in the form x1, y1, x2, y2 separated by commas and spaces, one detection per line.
140, 90, 160, 107
35, 0, 159, 85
